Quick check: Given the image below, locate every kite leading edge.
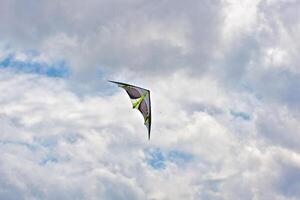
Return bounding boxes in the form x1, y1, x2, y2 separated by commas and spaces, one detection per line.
109, 80, 151, 140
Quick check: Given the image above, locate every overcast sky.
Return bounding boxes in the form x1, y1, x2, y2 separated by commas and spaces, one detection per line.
1, 0, 300, 199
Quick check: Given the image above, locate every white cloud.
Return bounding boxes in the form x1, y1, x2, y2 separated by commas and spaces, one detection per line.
1, 0, 300, 199
0, 68, 299, 199
222, 0, 261, 41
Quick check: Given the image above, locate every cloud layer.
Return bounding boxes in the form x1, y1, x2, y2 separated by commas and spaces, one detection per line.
1, 0, 300, 199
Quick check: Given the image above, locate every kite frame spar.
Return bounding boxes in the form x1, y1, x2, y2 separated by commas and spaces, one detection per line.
109, 80, 151, 140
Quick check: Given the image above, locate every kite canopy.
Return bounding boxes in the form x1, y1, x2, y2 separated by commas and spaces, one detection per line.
109, 80, 151, 140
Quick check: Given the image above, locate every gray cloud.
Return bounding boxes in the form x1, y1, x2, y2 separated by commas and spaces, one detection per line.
0, 0, 223, 77
1, 0, 300, 199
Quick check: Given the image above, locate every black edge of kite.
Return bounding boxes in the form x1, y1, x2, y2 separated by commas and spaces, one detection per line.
108, 80, 150, 92
148, 89, 151, 140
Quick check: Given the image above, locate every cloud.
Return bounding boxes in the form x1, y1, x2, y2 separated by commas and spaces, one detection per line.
0, 0, 223, 78
1, 0, 300, 199
0, 67, 299, 199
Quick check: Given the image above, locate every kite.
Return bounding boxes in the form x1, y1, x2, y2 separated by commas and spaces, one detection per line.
109, 80, 151, 140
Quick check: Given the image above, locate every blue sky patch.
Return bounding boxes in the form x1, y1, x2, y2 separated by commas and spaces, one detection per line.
230, 110, 251, 121
145, 148, 193, 170
145, 148, 166, 169
40, 154, 58, 165
0, 52, 69, 78
0, 140, 37, 151
167, 150, 193, 165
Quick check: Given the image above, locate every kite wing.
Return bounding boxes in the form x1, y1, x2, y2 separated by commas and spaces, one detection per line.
109, 80, 151, 140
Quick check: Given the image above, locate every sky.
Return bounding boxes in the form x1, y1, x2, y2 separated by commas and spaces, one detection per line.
0, 0, 300, 199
